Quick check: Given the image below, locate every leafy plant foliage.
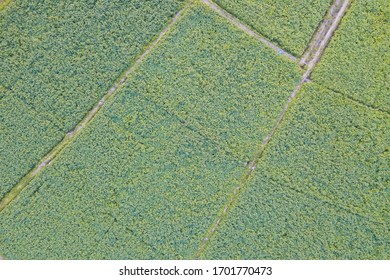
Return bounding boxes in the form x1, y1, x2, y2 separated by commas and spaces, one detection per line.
0, 0, 185, 198
203, 83, 390, 259
214, 0, 333, 56
313, 0, 390, 112
0, 3, 302, 259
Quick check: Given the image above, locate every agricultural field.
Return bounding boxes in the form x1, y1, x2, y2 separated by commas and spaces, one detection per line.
0, 3, 301, 259
124, 3, 302, 162
0, 93, 245, 259
202, 83, 390, 259
0, 0, 185, 198
213, 0, 333, 56
312, 0, 390, 112
0, 0, 389, 261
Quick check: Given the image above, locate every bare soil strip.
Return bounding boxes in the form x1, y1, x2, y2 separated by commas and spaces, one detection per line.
194, 0, 351, 259
300, 0, 343, 66
0, 2, 192, 213
202, 0, 298, 62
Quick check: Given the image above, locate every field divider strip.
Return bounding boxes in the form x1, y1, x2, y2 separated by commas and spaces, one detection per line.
194, 0, 351, 259
0, 1, 193, 213
201, 0, 298, 62
292, 184, 386, 225
316, 82, 390, 116
300, 0, 344, 66
139, 95, 239, 160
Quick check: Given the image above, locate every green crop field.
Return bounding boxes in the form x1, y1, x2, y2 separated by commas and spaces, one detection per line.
0, 93, 245, 259
0, 0, 185, 198
0, 2, 302, 259
312, 0, 390, 112
124, 3, 302, 162
0, 0, 388, 261
214, 0, 333, 56
202, 83, 390, 259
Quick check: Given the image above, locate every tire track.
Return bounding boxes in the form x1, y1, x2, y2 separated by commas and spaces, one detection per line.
202, 0, 298, 62
194, 0, 351, 259
0, 1, 193, 213
300, 0, 343, 66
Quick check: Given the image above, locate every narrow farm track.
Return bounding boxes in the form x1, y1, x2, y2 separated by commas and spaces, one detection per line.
0, 2, 193, 213
300, 0, 344, 66
202, 0, 298, 62
194, 0, 352, 259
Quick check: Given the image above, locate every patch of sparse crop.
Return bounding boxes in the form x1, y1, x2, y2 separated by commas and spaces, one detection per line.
126, 2, 302, 163
0, 0, 185, 198
312, 0, 390, 112
202, 83, 390, 259
213, 0, 333, 56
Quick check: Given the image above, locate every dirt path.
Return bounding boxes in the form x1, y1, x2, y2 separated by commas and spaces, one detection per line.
194, 0, 351, 259
202, 0, 298, 62
300, 0, 343, 66
0, 2, 192, 213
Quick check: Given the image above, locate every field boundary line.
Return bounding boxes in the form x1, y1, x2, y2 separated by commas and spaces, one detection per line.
0, 1, 193, 213
201, 0, 298, 62
316, 83, 390, 116
139, 95, 238, 160
194, 0, 351, 259
287, 179, 386, 225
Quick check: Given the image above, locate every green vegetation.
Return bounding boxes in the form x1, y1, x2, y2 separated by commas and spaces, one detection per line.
0, 3, 302, 259
312, 0, 390, 112
214, 0, 333, 56
202, 83, 390, 259
0, 0, 185, 198
0, 0, 12, 11
0, 93, 245, 259
126, 2, 302, 163
1, 0, 387, 261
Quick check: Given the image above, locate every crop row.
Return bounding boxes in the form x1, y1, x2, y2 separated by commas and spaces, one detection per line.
0, 3, 302, 259
213, 0, 333, 56
203, 82, 389, 259
312, 0, 390, 112
0, 0, 186, 198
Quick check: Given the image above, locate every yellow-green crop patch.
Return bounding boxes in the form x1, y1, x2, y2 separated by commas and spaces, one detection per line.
312, 0, 390, 112
202, 83, 390, 259
213, 0, 333, 56
0, 0, 186, 198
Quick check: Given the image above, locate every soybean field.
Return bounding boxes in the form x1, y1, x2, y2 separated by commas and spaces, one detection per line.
213, 0, 333, 56
312, 0, 390, 112
0, 0, 186, 198
0, 0, 388, 260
